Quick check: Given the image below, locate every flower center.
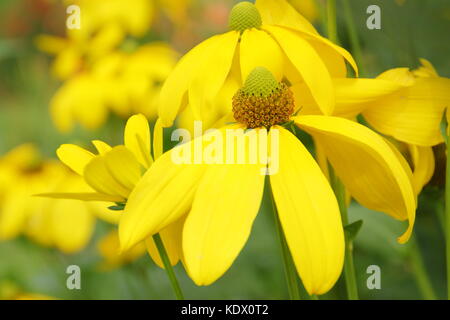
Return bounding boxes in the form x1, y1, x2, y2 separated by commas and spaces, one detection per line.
232, 67, 295, 128
228, 1, 262, 33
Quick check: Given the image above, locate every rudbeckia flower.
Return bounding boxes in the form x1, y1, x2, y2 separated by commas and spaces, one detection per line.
50, 43, 178, 132
0, 144, 105, 254
44, 114, 183, 267
120, 67, 416, 295
292, 59, 449, 193
159, 0, 357, 128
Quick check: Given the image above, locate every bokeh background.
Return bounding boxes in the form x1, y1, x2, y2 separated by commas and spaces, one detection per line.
0, 0, 449, 299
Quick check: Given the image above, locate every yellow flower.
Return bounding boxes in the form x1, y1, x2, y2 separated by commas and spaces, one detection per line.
45, 114, 182, 267
0, 144, 102, 254
158, 0, 357, 129
50, 43, 178, 132
120, 67, 416, 295
36, 0, 154, 80
291, 59, 449, 194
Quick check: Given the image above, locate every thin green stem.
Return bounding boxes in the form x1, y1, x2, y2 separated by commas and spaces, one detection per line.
327, 0, 339, 44
329, 164, 359, 300
408, 234, 437, 300
269, 185, 301, 300
153, 233, 184, 300
445, 129, 450, 299
342, 0, 364, 76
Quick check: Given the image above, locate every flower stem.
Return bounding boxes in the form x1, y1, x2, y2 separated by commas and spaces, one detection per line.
342, 0, 364, 75
329, 164, 359, 300
408, 234, 437, 300
327, 0, 339, 43
446, 128, 450, 299
152, 233, 184, 300
269, 184, 301, 300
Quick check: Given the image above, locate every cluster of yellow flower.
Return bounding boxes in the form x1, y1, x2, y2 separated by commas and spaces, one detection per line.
1, 0, 449, 299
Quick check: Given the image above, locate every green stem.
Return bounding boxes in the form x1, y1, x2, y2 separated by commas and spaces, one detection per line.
269, 185, 301, 300
342, 0, 364, 76
153, 233, 184, 300
446, 129, 450, 299
408, 234, 437, 300
329, 165, 359, 300
327, 0, 339, 44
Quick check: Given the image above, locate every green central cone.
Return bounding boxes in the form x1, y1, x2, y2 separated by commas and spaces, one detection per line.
229, 1, 262, 33
241, 67, 281, 97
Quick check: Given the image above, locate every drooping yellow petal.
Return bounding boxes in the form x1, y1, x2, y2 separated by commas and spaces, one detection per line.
188, 31, 239, 121
183, 159, 265, 285
363, 77, 450, 146
263, 25, 334, 115
146, 218, 184, 268
292, 78, 403, 117
240, 29, 284, 81
124, 114, 152, 168
269, 126, 344, 295
295, 115, 416, 243
56, 144, 95, 176
256, 0, 319, 35
37, 192, 124, 202
92, 140, 112, 155
408, 144, 435, 194
49, 199, 96, 254
119, 151, 206, 252
158, 32, 237, 127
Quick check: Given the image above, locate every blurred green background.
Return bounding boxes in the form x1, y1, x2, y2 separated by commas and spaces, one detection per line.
0, 0, 449, 299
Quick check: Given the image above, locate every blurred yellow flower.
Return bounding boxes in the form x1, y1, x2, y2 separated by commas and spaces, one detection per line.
120, 67, 416, 295
159, 0, 357, 128
0, 144, 108, 254
49, 43, 178, 132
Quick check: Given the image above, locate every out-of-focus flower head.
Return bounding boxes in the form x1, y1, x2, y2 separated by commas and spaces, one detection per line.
0, 144, 114, 254
50, 43, 178, 132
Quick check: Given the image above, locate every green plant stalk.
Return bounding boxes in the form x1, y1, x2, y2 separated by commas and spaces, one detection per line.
446, 128, 450, 299
327, 0, 339, 43
153, 233, 185, 300
269, 185, 301, 300
408, 234, 437, 300
329, 165, 359, 300
342, 0, 364, 75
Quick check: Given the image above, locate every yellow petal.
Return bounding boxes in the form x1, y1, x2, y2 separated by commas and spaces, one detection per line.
264, 25, 334, 115
124, 114, 152, 168
240, 29, 284, 81
183, 157, 265, 285
158, 32, 237, 127
119, 151, 206, 252
103, 146, 143, 191
37, 192, 124, 202
269, 127, 344, 295
362, 77, 450, 146
256, 0, 319, 35
0, 187, 28, 240
49, 199, 95, 254
56, 144, 95, 176
188, 31, 239, 121
408, 144, 435, 194
146, 218, 184, 268
295, 115, 416, 243
92, 140, 112, 155
83, 147, 141, 199
153, 118, 164, 160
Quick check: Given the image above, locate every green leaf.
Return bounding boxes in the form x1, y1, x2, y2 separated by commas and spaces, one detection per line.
108, 202, 126, 211
344, 220, 363, 242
